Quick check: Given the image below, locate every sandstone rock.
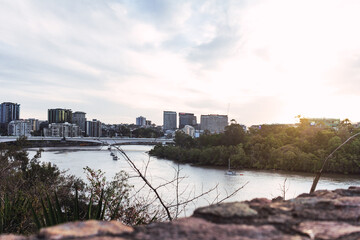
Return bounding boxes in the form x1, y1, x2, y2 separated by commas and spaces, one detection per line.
193, 202, 258, 221
0, 235, 26, 240
335, 186, 360, 197
38, 220, 132, 240
295, 221, 360, 240
133, 217, 307, 240
3, 187, 360, 240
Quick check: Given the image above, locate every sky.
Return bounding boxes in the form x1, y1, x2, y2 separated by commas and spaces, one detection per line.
1, 0, 360, 126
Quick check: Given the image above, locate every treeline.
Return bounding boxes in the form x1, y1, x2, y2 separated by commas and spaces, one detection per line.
149, 120, 360, 174
103, 125, 164, 138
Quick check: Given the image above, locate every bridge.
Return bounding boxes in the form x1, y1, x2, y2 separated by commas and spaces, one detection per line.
0, 136, 174, 145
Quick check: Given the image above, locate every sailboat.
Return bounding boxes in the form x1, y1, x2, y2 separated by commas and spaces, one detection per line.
225, 158, 236, 175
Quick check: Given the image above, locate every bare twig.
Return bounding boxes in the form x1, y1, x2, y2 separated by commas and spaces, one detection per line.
217, 181, 249, 203
278, 178, 289, 200
310, 132, 360, 193
114, 145, 173, 221
107, 141, 248, 220
167, 184, 219, 208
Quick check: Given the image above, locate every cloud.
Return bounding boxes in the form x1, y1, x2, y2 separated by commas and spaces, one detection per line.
1, 0, 360, 125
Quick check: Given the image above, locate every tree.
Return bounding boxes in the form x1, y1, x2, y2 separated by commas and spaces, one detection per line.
174, 131, 194, 148
222, 123, 246, 146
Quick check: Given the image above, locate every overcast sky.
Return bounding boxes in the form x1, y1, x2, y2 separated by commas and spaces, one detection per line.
1, 0, 360, 126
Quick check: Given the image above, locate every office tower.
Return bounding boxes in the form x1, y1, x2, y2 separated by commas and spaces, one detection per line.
0, 102, 20, 123
136, 116, 146, 126
73, 111, 87, 134
86, 119, 102, 137
200, 114, 228, 134
163, 111, 177, 131
179, 112, 197, 129
48, 108, 72, 124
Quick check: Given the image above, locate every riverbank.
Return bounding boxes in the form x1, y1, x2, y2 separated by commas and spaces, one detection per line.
149, 143, 360, 175
28, 145, 360, 211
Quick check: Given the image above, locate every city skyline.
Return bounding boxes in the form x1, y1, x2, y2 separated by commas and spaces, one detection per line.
2, 1, 360, 126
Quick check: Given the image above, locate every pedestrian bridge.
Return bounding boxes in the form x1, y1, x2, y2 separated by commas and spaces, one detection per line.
0, 136, 174, 145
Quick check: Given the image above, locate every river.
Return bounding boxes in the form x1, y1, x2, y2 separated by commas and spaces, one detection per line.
28, 145, 360, 217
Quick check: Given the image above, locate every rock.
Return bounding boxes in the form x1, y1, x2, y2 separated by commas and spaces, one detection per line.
4, 187, 360, 239
295, 221, 360, 240
0, 235, 26, 240
193, 202, 258, 222
38, 220, 132, 240
133, 217, 307, 240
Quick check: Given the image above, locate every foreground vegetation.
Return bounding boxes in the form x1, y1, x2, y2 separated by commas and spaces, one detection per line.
150, 120, 360, 174
0, 140, 155, 235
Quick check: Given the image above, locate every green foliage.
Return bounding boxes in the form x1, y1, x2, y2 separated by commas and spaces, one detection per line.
83, 167, 157, 225
0, 194, 30, 234
0, 139, 158, 235
150, 122, 360, 174
174, 131, 194, 148
32, 189, 107, 230
222, 124, 246, 146
132, 128, 163, 138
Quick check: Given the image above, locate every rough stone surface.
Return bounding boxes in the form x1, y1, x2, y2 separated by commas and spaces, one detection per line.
194, 202, 258, 219
133, 217, 306, 240
295, 221, 360, 240
38, 220, 132, 240
3, 186, 360, 239
0, 235, 26, 240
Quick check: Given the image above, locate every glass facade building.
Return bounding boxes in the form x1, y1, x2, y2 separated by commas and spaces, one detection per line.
163, 111, 177, 131
179, 112, 197, 129
48, 108, 72, 124
0, 102, 20, 123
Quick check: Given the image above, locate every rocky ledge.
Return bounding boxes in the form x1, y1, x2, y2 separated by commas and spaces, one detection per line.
3, 186, 360, 240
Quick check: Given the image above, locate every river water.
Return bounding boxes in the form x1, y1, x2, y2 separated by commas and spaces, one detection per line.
28, 145, 360, 217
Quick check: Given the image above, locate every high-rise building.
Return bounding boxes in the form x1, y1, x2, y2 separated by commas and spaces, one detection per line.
0, 102, 20, 123
136, 116, 146, 126
200, 114, 228, 134
179, 112, 197, 129
26, 118, 40, 132
163, 111, 177, 131
86, 119, 102, 137
73, 111, 87, 135
48, 108, 72, 124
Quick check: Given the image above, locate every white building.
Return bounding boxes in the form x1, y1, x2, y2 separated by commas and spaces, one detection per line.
182, 125, 195, 138
8, 120, 31, 137
43, 122, 80, 137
